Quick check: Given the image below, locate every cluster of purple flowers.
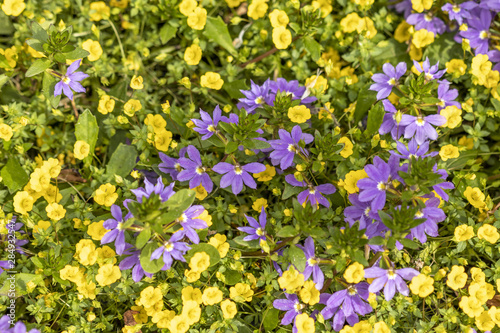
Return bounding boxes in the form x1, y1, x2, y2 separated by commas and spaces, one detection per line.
0, 316, 40, 333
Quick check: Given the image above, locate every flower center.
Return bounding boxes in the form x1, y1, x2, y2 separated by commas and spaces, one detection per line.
416, 117, 425, 126
207, 125, 216, 132
62, 76, 71, 84
234, 166, 243, 175
256, 228, 265, 236
195, 167, 204, 175
287, 144, 297, 152
179, 214, 187, 222
438, 99, 445, 107
479, 30, 489, 40
425, 72, 434, 80
347, 285, 357, 296
255, 96, 265, 105
164, 241, 174, 252
452, 5, 460, 13
388, 269, 397, 279
294, 302, 305, 312
377, 182, 386, 191
364, 207, 371, 216
388, 78, 397, 86
307, 257, 318, 266
415, 210, 424, 218
175, 163, 182, 172
424, 14, 432, 22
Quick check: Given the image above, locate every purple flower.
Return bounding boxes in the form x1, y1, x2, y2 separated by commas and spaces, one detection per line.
413, 58, 447, 81
158, 153, 182, 181
432, 165, 455, 201
191, 105, 237, 140
151, 232, 190, 269
237, 79, 272, 113
269, 125, 314, 170
460, 9, 492, 55
399, 114, 446, 145
379, 99, 405, 140
119, 246, 154, 282
344, 193, 378, 229
101, 205, 127, 255
441, 2, 477, 25
238, 207, 267, 242
1, 216, 28, 255
437, 82, 460, 110
323, 282, 373, 331
285, 174, 336, 208
176, 145, 213, 192
212, 162, 266, 195
364, 266, 419, 301
407, 197, 446, 243
273, 293, 303, 326
393, 0, 412, 18
297, 237, 325, 289
406, 15, 446, 35
0, 261, 10, 275
130, 177, 175, 203
268, 78, 317, 105
369, 62, 407, 100
391, 138, 438, 160
479, 0, 500, 11
176, 205, 207, 244
54, 59, 89, 100
0, 316, 41, 333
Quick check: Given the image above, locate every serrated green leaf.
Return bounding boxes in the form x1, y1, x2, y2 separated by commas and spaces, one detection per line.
25, 59, 51, 77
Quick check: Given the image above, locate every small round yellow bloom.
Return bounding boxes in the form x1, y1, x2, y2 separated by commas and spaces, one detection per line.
154, 130, 173, 151
278, 266, 304, 293
454, 225, 474, 242
1, 0, 25, 16
87, 220, 108, 241
82, 39, 103, 61
477, 224, 499, 244
411, 0, 433, 13
339, 169, 368, 194
96, 264, 121, 286
192, 184, 208, 200
0, 124, 13, 141
394, 21, 412, 43
187, 7, 207, 30
412, 29, 435, 49
169, 315, 190, 333
221, 299, 237, 318
13, 191, 34, 215
446, 265, 467, 290
488, 306, 500, 326
344, 262, 364, 284
299, 280, 320, 305
74, 140, 90, 160
230, 283, 254, 303
464, 186, 486, 209
89, 1, 110, 21
305, 75, 328, 94
98, 95, 115, 115
340, 12, 361, 33
179, 0, 197, 16
338, 137, 354, 158
312, 0, 333, 17
138, 286, 164, 308
94, 183, 118, 207
373, 322, 390, 333
189, 252, 211, 272
253, 164, 276, 182
471, 54, 492, 85
272, 26, 292, 50
409, 274, 434, 297
46, 203, 66, 221
252, 198, 268, 212
225, 0, 243, 8
439, 144, 459, 161
269, 9, 289, 28
184, 44, 202, 66
182, 300, 201, 325
248, 0, 268, 20
42, 158, 61, 178
182, 286, 203, 304
476, 310, 495, 331
123, 99, 142, 117
202, 286, 223, 305
288, 105, 311, 123
130, 75, 144, 90
446, 59, 467, 78
184, 269, 201, 282
200, 72, 224, 90
144, 114, 167, 133
295, 313, 315, 333
469, 282, 495, 304
440, 105, 462, 128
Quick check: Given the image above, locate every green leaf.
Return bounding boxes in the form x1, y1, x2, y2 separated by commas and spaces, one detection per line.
63, 47, 90, 60
0, 74, 8, 92
251, 139, 271, 149
0, 10, 14, 36
276, 226, 298, 238
206, 135, 226, 148
368, 236, 384, 245
43, 71, 61, 108
225, 141, 239, 154
303, 36, 322, 61
136, 228, 151, 249
29, 20, 49, 42
203, 17, 237, 55
160, 189, 196, 224
282, 182, 303, 200
354, 85, 377, 123
365, 102, 385, 136
185, 243, 221, 267
159, 24, 178, 44
288, 245, 306, 272
1, 157, 29, 193
25, 59, 51, 77
140, 243, 165, 274
75, 109, 99, 151
0, 273, 44, 297
0, 54, 11, 69
263, 308, 280, 331
223, 79, 247, 99
399, 238, 419, 250
106, 143, 138, 178
26, 38, 44, 52
224, 269, 241, 285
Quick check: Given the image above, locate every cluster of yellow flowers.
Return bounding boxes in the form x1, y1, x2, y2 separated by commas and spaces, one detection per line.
318, 48, 359, 85
471, 54, 500, 95
13, 158, 66, 220
455, 222, 499, 244
179, 0, 207, 30
339, 321, 390, 333
144, 113, 174, 152
340, 13, 377, 40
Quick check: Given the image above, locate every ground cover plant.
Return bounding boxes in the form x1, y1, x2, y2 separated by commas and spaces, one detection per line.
1, 0, 500, 332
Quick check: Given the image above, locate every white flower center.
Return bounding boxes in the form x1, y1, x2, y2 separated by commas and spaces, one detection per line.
307, 257, 318, 267
195, 167, 204, 175
164, 241, 174, 252
234, 166, 243, 175
387, 78, 397, 86
255, 96, 265, 105
416, 117, 425, 126
479, 30, 489, 40
452, 5, 461, 13
377, 182, 386, 191
62, 76, 71, 84
415, 211, 424, 218
287, 144, 297, 152
256, 228, 265, 236
364, 207, 371, 216
207, 125, 216, 132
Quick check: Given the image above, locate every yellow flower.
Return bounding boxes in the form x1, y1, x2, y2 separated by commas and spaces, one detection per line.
338, 137, 353, 158
352, 0, 374, 8
182, 286, 203, 304
351, 321, 373, 332
208, 234, 229, 258
202, 286, 223, 305
358, 17, 377, 39
139, 286, 163, 308
230, 283, 254, 303
184, 269, 201, 282
154, 129, 173, 151
269, 9, 289, 28
471, 54, 492, 85
0, 46, 17, 68
42, 158, 61, 178
1, 0, 25, 16
464, 186, 486, 209
339, 169, 368, 194
179, 0, 197, 16
411, 0, 433, 12
33, 220, 51, 233
489, 306, 500, 326
469, 282, 495, 304
440, 105, 462, 128
59, 265, 85, 284
0, 124, 13, 141
89, 1, 110, 21
14, 191, 34, 215
144, 114, 167, 133
30, 168, 51, 192
252, 198, 268, 212
272, 26, 292, 50
181, 300, 201, 325
305, 75, 328, 94
151, 309, 174, 328
344, 262, 364, 284
82, 39, 103, 61
96, 264, 121, 286
161, 101, 171, 114
278, 266, 305, 293
477, 224, 499, 244
74, 140, 90, 160
189, 252, 211, 272
253, 164, 276, 182
221, 299, 237, 318
187, 7, 207, 30
439, 144, 459, 161
446, 265, 467, 290
123, 99, 142, 117
394, 21, 412, 43
200, 72, 224, 90
312, 0, 333, 18
110, 0, 128, 8
373, 322, 390, 333
77, 281, 97, 300
192, 183, 208, 200
225, 0, 243, 8
340, 13, 361, 33
476, 310, 495, 331
98, 95, 115, 115
299, 280, 320, 305
446, 59, 467, 78
196, 209, 212, 227
409, 274, 434, 297
287, 105, 311, 123
454, 225, 474, 242
75, 239, 98, 266
412, 29, 435, 48
184, 44, 202, 66
458, 135, 474, 150
169, 315, 190, 333
483, 70, 500, 89
470, 268, 485, 284
248, 0, 268, 20
94, 183, 118, 207
130, 75, 144, 90
87, 220, 108, 241
295, 313, 315, 333
409, 44, 423, 61
46, 203, 66, 221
